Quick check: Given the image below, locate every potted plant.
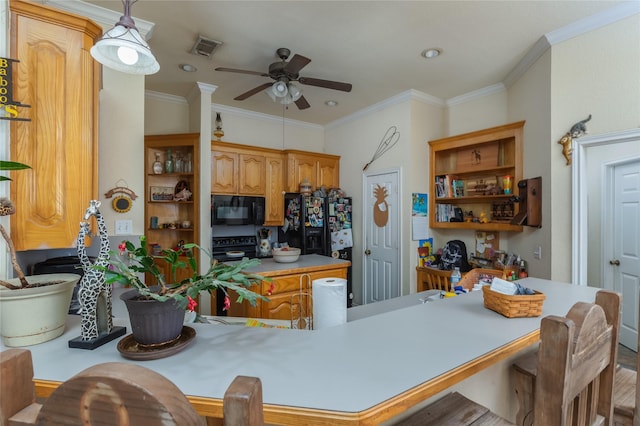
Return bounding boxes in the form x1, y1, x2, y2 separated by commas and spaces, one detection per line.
0, 161, 81, 347
103, 236, 269, 346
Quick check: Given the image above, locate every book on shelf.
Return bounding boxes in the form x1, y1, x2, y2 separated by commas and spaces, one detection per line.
452, 179, 465, 197
435, 175, 446, 198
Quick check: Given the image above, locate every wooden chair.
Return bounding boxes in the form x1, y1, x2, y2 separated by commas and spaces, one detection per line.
395, 290, 620, 425
416, 266, 453, 292
612, 295, 639, 426
0, 348, 264, 426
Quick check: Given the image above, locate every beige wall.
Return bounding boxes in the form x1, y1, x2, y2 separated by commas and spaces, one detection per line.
549, 13, 640, 283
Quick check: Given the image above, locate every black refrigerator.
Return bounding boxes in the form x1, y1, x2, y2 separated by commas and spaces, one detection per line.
327, 196, 354, 307
279, 193, 330, 256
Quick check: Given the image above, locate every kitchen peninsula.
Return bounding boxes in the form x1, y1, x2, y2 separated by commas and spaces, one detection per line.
1, 278, 601, 425
224, 254, 350, 320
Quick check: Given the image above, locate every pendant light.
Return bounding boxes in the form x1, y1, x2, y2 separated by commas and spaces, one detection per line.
90, 0, 160, 75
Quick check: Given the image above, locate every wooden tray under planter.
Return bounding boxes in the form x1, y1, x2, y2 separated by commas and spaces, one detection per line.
482, 285, 545, 318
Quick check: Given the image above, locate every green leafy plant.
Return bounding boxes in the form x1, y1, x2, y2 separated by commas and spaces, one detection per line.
102, 236, 269, 310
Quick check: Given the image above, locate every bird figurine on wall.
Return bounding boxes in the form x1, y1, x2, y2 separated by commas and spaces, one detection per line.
558, 114, 591, 166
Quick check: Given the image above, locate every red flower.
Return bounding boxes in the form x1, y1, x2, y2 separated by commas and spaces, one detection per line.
267, 282, 275, 296
118, 241, 127, 255
187, 296, 198, 312
223, 295, 231, 311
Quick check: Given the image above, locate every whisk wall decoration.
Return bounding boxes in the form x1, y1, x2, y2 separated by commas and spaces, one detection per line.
363, 126, 400, 171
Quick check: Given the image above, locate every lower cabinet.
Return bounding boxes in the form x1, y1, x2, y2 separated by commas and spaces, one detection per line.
215, 266, 348, 322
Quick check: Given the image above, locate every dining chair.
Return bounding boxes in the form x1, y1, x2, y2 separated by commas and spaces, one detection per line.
612, 295, 639, 426
0, 348, 264, 426
394, 290, 621, 426
417, 266, 454, 292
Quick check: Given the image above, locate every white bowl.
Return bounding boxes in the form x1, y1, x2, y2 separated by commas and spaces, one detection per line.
272, 247, 301, 263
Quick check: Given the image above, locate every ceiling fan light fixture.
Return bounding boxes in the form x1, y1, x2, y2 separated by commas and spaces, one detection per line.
271, 79, 289, 98
90, 0, 160, 75
288, 83, 302, 102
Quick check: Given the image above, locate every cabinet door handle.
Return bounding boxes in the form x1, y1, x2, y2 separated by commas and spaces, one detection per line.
364, 249, 371, 256
609, 259, 620, 266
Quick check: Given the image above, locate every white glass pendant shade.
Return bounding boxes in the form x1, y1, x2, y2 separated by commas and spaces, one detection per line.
287, 83, 302, 102
265, 81, 302, 105
271, 80, 288, 97
91, 21, 159, 75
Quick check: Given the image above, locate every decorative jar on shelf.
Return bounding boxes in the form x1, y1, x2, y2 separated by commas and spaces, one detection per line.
153, 152, 163, 174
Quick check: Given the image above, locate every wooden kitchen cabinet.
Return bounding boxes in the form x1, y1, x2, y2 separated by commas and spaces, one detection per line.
264, 152, 285, 226
223, 266, 348, 322
429, 121, 524, 232
211, 142, 267, 196
144, 133, 200, 284
9, 0, 101, 250
284, 150, 340, 192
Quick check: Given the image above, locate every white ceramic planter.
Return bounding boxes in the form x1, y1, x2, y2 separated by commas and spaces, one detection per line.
0, 273, 80, 347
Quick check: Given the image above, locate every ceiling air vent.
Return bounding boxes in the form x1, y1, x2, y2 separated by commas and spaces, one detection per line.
190, 35, 222, 58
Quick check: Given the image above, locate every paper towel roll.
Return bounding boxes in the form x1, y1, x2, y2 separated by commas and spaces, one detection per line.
312, 278, 347, 330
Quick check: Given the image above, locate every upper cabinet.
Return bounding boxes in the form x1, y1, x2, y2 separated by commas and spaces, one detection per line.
428, 121, 525, 232
211, 142, 284, 226
9, 0, 101, 250
284, 150, 340, 193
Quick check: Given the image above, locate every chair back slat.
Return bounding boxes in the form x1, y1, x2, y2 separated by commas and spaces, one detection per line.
534, 291, 620, 426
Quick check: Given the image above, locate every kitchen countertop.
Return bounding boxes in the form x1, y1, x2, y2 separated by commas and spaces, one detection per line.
2, 278, 600, 425
230, 253, 350, 277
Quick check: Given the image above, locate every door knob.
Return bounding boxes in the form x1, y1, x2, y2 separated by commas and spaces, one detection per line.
609, 259, 620, 266
365, 249, 371, 255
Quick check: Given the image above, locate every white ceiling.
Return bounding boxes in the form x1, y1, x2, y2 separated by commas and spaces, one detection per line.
79, 0, 632, 126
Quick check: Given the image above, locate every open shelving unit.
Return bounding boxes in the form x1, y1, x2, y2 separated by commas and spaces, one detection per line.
144, 133, 200, 284
429, 121, 525, 232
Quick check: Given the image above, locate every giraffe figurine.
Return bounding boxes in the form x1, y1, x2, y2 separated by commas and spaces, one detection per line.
77, 200, 114, 341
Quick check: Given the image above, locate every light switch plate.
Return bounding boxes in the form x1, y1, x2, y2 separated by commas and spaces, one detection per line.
115, 220, 133, 235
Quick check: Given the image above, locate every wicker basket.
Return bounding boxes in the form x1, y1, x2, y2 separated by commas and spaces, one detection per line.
482, 285, 545, 318
458, 268, 506, 290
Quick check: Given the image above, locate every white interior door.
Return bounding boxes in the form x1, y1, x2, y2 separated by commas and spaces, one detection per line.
614, 160, 640, 350
362, 169, 400, 304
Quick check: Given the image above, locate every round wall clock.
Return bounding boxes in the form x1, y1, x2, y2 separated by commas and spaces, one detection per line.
112, 195, 133, 213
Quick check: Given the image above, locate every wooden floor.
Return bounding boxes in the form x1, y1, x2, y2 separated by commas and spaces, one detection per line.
619, 344, 637, 371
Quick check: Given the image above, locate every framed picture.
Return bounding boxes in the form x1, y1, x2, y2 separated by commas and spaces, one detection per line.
150, 186, 174, 202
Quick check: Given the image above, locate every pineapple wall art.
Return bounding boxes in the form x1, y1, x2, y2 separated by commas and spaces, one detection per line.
373, 184, 389, 227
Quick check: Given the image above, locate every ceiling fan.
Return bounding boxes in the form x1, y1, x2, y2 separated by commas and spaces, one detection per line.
215, 48, 352, 110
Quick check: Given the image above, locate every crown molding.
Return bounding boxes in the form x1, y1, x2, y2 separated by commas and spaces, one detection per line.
504, 1, 639, 88
43, 0, 155, 39
446, 83, 506, 107
326, 89, 444, 130
185, 82, 218, 104
145, 90, 188, 105
211, 103, 323, 131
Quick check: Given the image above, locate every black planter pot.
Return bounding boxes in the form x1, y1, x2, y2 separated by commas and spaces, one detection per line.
120, 288, 185, 345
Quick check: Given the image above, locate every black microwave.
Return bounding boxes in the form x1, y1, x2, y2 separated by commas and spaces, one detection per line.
211, 195, 265, 226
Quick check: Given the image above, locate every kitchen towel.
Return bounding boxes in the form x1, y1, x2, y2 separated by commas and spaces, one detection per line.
312, 278, 347, 330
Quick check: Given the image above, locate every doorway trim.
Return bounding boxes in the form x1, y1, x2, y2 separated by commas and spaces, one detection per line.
572, 128, 640, 286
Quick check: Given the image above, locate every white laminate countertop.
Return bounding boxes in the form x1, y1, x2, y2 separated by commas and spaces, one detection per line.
229, 253, 351, 276
1, 278, 600, 420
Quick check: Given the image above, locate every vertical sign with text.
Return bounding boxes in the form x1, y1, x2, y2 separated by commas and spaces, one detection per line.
0, 57, 31, 121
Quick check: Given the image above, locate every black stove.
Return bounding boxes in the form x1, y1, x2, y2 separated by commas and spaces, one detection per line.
212, 235, 257, 262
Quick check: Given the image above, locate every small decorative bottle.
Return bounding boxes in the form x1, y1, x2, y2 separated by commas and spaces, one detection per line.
164, 149, 174, 173
185, 152, 192, 173
152, 152, 163, 174
450, 267, 461, 292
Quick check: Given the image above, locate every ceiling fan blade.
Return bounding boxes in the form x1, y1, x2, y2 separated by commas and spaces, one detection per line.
298, 77, 352, 92
295, 95, 310, 110
234, 82, 273, 100
215, 67, 270, 78
284, 54, 311, 75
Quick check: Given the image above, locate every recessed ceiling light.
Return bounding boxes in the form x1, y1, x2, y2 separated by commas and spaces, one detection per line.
325, 100, 338, 107
179, 63, 197, 72
421, 48, 442, 59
